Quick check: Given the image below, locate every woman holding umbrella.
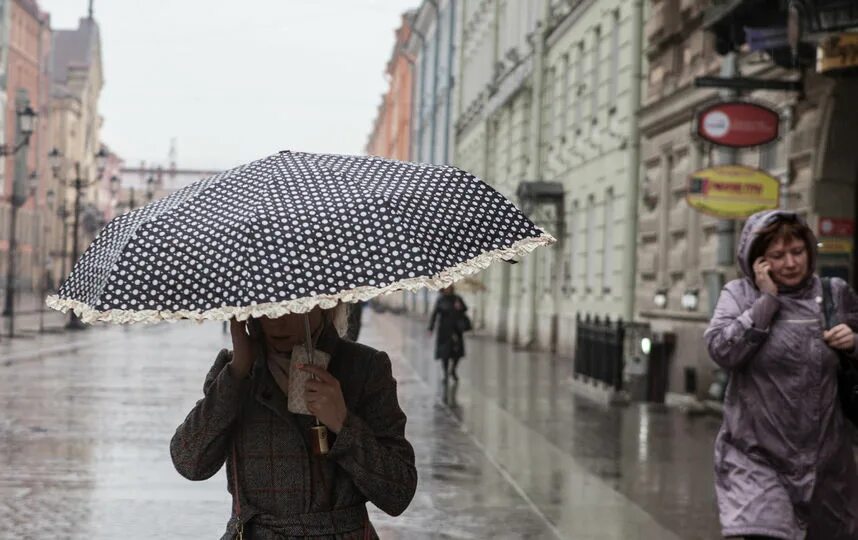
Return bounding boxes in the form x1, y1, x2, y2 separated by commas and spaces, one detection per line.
429, 285, 469, 381
170, 303, 416, 539
46, 149, 553, 538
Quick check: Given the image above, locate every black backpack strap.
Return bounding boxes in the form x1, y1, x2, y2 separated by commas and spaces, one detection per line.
821, 277, 839, 330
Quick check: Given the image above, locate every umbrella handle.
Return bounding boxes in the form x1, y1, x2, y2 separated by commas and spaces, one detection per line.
304, 313, 329, 456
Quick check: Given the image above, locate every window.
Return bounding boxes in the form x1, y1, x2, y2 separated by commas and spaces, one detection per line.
574, 42, 584, 129
560, 54, 570, 141
543, 248, 553, 292
567, 201, 578, 291
591, 27, 601, 119
602, 189, 614, 293
546, 67, 556, 144
586, 195, 596, 290
609, 11, 620, 107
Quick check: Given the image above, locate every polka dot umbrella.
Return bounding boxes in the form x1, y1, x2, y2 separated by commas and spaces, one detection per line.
46, 150, 555, 324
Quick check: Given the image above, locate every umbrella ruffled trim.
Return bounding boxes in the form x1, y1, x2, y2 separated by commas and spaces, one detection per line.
45, 233, 556, 325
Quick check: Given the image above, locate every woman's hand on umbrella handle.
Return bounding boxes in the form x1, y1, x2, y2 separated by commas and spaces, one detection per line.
824, 323, 856, 352
229, 319, 255, 379
300, 364, 347, 433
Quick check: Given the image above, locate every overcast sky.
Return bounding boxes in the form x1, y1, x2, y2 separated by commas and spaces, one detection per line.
40, 0, 419, 171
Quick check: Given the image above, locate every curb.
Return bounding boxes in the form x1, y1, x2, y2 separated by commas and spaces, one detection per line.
567, 374, 630, 406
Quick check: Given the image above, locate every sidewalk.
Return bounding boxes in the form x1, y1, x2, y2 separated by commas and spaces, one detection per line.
381, 310, 724, 539
0, 290, 68, 338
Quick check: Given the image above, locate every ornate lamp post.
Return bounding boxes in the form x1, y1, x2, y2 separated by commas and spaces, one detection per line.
0, 101, 37, 336
49, 146, 107, 330
110, 173, 155, 212
48, 148, 70, 281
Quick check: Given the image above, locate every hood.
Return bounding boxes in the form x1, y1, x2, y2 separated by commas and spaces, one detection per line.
736, 210, 818, 284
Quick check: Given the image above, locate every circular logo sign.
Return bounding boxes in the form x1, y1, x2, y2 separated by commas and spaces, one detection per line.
696, 102, 780, 148
702, 111, 730, 138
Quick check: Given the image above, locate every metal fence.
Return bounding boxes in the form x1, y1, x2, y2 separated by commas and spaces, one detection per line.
574, 314, 625, 391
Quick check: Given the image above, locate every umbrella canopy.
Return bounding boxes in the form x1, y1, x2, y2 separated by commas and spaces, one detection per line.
47, 150, 554, 324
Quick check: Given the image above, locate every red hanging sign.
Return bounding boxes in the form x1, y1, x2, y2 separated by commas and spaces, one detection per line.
696, 101, 780, 148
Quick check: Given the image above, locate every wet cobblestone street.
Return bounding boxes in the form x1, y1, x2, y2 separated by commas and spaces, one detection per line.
0, 310, 726, 539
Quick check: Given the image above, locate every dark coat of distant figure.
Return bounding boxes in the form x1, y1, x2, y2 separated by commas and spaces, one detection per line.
429, 291, 467, 361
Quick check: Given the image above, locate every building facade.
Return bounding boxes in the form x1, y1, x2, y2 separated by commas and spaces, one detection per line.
1, 0, 50, 292
365, 11, 415, 313
402, 0, 460, 315
409, 0, 458, 167
536, 0, 644, 354
638, 0, 858, 398
453, 0, 644, 353
49, 14, 104, 288
453, 0, 545, 338
366, 11, 414, 162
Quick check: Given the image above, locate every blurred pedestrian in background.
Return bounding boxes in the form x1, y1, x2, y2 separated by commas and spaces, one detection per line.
428, 285, 469, 382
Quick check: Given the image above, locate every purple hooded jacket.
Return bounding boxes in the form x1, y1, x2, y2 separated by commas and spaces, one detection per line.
705, 210, 858, 539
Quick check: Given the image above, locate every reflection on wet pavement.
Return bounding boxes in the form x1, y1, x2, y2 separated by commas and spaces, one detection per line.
367, 313, 722, 540
0, 311, 723, 539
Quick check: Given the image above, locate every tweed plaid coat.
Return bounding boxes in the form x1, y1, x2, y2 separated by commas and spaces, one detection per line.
170, 324, 417, 539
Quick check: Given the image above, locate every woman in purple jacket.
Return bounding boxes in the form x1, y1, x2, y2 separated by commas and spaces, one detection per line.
705, 210, 858, 540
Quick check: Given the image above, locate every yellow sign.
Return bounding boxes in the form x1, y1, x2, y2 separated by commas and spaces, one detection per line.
817, 33, 858, 74
686, 165, 780, 219
818, 238, 854, 255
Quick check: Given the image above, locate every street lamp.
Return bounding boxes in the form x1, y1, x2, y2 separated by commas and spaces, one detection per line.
94, 147, 109, 177
49, 147, 62, 177
48, 147, 105, 330
145, 175, 155, 203
111, 173, 155, 212
110, 174, 136, 212
653, 289, 668, 309
681, 289, 700, 311
0, 102, 39, 336
49, 149, 70, 283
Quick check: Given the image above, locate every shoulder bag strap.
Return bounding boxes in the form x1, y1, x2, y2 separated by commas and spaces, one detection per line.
822, 277, 838, 330
231, 441, 244, 540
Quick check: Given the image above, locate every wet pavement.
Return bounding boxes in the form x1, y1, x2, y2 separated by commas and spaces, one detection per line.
0, 309, 726, 539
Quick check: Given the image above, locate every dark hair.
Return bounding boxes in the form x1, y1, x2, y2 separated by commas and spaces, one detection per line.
748, 218, 811, 265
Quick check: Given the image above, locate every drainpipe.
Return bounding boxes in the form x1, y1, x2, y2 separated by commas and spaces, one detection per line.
427, 0, 441, 164
779, 103, 793, 210
443, 0, 456, 165
715, 54, 739, 266
524, 0, 552, 347
401, 45, 418, 160
410, 18, 427, 163
623, 0, 644, 321
407, 12, 428, 314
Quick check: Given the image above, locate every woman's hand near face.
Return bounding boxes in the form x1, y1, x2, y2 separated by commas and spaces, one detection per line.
753, 257, 778, 295
229, 319, 255, 379
300, 364, 348, 433
824, 323, 856, 352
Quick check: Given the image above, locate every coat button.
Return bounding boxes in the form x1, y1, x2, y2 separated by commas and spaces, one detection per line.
816, 296, 823, 304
